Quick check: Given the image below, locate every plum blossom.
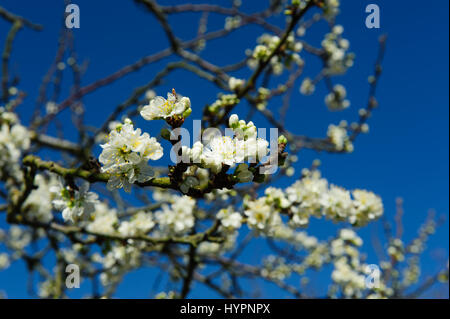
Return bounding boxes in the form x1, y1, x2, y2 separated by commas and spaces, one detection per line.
155, 195, 196, 235
217, 206, 242, 230
50, 180, 99, 222
99, 119, 163, 192
140, 91, 191, 121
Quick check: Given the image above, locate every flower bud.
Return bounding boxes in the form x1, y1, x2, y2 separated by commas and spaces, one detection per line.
229, 114, 239, 127
278, 135, 288, 145
182, 107, 192, 118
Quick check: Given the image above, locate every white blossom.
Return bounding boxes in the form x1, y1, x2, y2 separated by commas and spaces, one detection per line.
265, 187, 291, 209
86, 202, 118, 235
286, 171, 328, 226
228, 77, 245, 91
155, 195, 196, 235
327, 124, 352, 151
325, 84, 350, 111
22, 174, 59, 223
118, 211, 155, 236
99, 120, 163, 192
244, 197, 281, 233
217, 207, 242, 230
50, 180, 99, 222
224, 16, 241, 30
244, 169, 384, 228
321, 185, 353, 221
300, 78, 315, 95
350, 189, 384, 226
140, 91, 190, 121
202, 135, 245, 173
323, 0, 341, 21
0, 117, 30, 180
0, 253, 10, 270
248, 33, 303, 76
322, 26, 354, 75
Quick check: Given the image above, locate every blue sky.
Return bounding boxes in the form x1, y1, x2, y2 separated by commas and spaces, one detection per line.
0, 0, 448, 298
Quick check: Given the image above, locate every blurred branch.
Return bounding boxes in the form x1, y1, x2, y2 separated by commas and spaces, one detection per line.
0, 6, 43, 30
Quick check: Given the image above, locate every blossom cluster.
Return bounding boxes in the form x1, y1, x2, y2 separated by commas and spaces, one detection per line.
228, 77, 245, 91
118, 211, 155, 237
0, 107, 30, 182
85, 202, 119, 235
322, 25, 354, 75
97, 243, 144, 287
207, 93, 240, 115
330, 229, 393, 298
322, 0, 341, 21
180, 114, 270, 180
217, 206, 243, 231
83, 202, 155, 238
325, 84, 350, 111
197, 207, 241, 256
327, 122, 353, 152
299, 77, 315, 96
155, 194, 196, 235
22, 174, 59, 223
329, 229, 371, 297
224, 16, 242, 31
99, 119, 163, 192
243, 169, 383, 234
247, 33, 303, 75
57, 200, 160, 287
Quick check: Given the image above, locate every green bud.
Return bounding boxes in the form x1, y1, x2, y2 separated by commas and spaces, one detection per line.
278, 135, 288, 145
182, 107, 192, 118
